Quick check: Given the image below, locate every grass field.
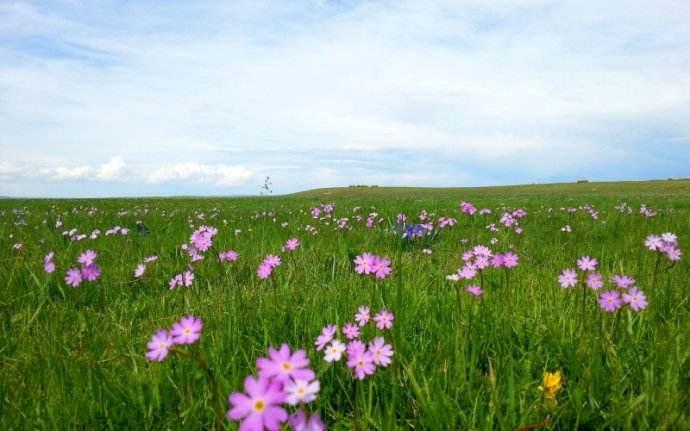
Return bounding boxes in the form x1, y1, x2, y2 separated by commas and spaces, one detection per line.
1, 179, 689, 430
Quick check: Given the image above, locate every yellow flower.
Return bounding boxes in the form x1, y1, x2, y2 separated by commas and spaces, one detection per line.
539, 370, 563, 401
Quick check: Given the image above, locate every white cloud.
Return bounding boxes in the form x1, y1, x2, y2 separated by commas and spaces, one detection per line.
147, 162, 252, 186
49, 165, 92, 180
96, 156, 125, 180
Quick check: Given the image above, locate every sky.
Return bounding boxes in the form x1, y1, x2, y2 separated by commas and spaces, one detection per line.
1, 0, 689, 197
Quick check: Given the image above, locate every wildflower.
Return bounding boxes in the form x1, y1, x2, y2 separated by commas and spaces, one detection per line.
227, 375, 288, 431
314, 325, 337, 351
644, 235, 663, 251
539, 371, 563, 401
144, 255, 158, 263
598, 290, 623, 312
342, 323, 360, 340
354, 253, 375, 275
181, 270, 194, 287
369, 337, 394, 367
458, 265, 477, 280
134, 264, 146, 278
558, 268, 578, 288
170, 315, 203, 344
466, 285, 484, 297
257, 262, 273, 279
219, 250, 239, 263
346, 340, 366, 357
283, 238, 300, 252
371, 256, 393, 279
257, 344, 315, 384
288, 411, 325, 431
503, 252, 519, 268
577, 256, 597, 272
285, 379, 320, 405
264, 255, 282, 268
324, 340, 346, 362
355, 306, 370, 326
81, 264, 102, 282
347, 349, 376, 380
190, 225, 217, 252
611, 275, 635, 289
622, 288, 648, 311
373, 309, 394, 330
78, 250, 97, 266
65, 268, 82, 287
146, 330, 173, 362
44, 252, 55, 273
585, 272, 604, 290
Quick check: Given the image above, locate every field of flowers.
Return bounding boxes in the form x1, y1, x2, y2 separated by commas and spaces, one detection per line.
1, 180, 689, 430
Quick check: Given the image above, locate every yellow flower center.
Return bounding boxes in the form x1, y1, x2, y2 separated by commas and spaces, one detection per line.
281, 362, 293, 371
357, 359, 364, 367
183, 328, 192, 336
252, 399, 266, 413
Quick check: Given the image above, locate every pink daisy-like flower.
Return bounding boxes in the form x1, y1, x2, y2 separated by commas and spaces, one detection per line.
644, 235, 663, 251
558, 268, 578, 288
324, 340, 346, 362
503, 252, 519, 268
466, 285, 484, 297
288, 410, 325, 431
146, 330, 173, 362
314, 324, 337, 351
283, 238, 300, 252
458, 265, 477, 280
263, 255, 282, 268
181, 270, 194, 287
65, 268, 82, 287
346, 340, 366, 357
219, 250, 239, 263
347, 349, 376, 380
665, 247, 682, 261
490, 254, 505, 268
81, 264, 101, 282
78, 250, 97, 266
611, 275, 636, 289
585, 272, 604, 291
227, 375, 288, 431
285, 379, 320, 405
257, 344, 315, 383
371, 256, 393, 279
355, 306, 370, 326
369, 336, 394, 367
622, 288, 648, 311
170, 315, 203, 345
354, 253, 375, 275
257, 262, 273, 279
342, 323, 360, 340
373, 309, 394, 330
599, 290, 623, 313
577, 256, 598, 272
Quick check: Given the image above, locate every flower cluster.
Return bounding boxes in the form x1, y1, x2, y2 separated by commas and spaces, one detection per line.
168, 269, 194, 289
145, 315, 203, 362
353, 253, 393, 279
315, 307, 394, 380
599, 281, 648, 313
190, 225, 218, 252
258, 254, 282, 279
645, 233, 682, 261
64, 250, 101, 287
227, 344, 323, 431
557, 256, 599, 289
134, 255, 158, 279
449, 245, 518, 281
459, 201, 477, 215
105, 225, 129, 236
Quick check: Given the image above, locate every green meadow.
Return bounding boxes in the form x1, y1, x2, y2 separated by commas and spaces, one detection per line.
1, 179, 689, 430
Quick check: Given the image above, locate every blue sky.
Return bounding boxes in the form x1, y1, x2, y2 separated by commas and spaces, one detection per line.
1, 0, 689, 197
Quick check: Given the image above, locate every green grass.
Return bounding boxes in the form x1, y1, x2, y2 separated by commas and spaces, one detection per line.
1, 180, 689, 430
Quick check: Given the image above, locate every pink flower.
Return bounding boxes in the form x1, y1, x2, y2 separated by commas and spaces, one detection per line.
466, 285, 483, 297
285, 379, 320, 405
354, 253, 375, 275
622, 288, 648, 311
665, 247, 682, 261
346, 340, 366, 357
373, 309, 394, 330
371, 256, 393, 279
283, 238, 300, 252
227, 375, 288, 431
644, 235, 663, 251
342, 323, 360, 340
44, 252, 55, 273
257, 262, 273, 279
134, 264, 146, 278
503, 252, 519, 268
558, 268, 578, 288
599, 290, 623, 313
146, 330, 173, 362
78, 250, 97, 266
314, 324, 337, 351
181, 270, 194, 287
288, 411, 325, 431
324, 340, 346, 362
263, 254, 282, 268
170, 315, 203, 345
347, 349, 376, 380
490, 254, 505, 268
611, 275, 635, 289
65, 268, 82, 287
369, 337, 394, 367
81, 264, 101, 282
219, 250, 239, 263
257, 344, 315, 383
144, 255, 158, 263
355, 306, 370, 326
577, 256, 597, 272
585, 272, 604, 290
458, 265, 477, 280
190, 225, 217, 252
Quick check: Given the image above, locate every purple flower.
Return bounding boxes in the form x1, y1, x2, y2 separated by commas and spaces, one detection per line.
347, 349, 376, 380
599, 290, 623, 313
369, 336, 394, 367
314, 324, 337, 351
503, 252, 519, 268
577, 256, 598, 272
288, 410, 325, 431
170, 315, 203, 344
81, 264, 101, 282
355, 306, 370, 326
354, 253, 375, 275
622, 288, 648, 311
44, 252, 55, 273
263, 254, 282, 268
342, 323, 360, 340
373, 309, 394, 330
371, 256, 393, 279
257, 344, 315, 384
257, 263, 273, 280
283, 238, 300, 252
78, 250, 97, 266
219, 250, 239, 263
146, 330, 173, 362
65, 268, 82, 287
466, 285, 484, 297
611, 275, 635, 289
227, 375, 288, 431
558, 268, 578, 288
585, 272, 604, 291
